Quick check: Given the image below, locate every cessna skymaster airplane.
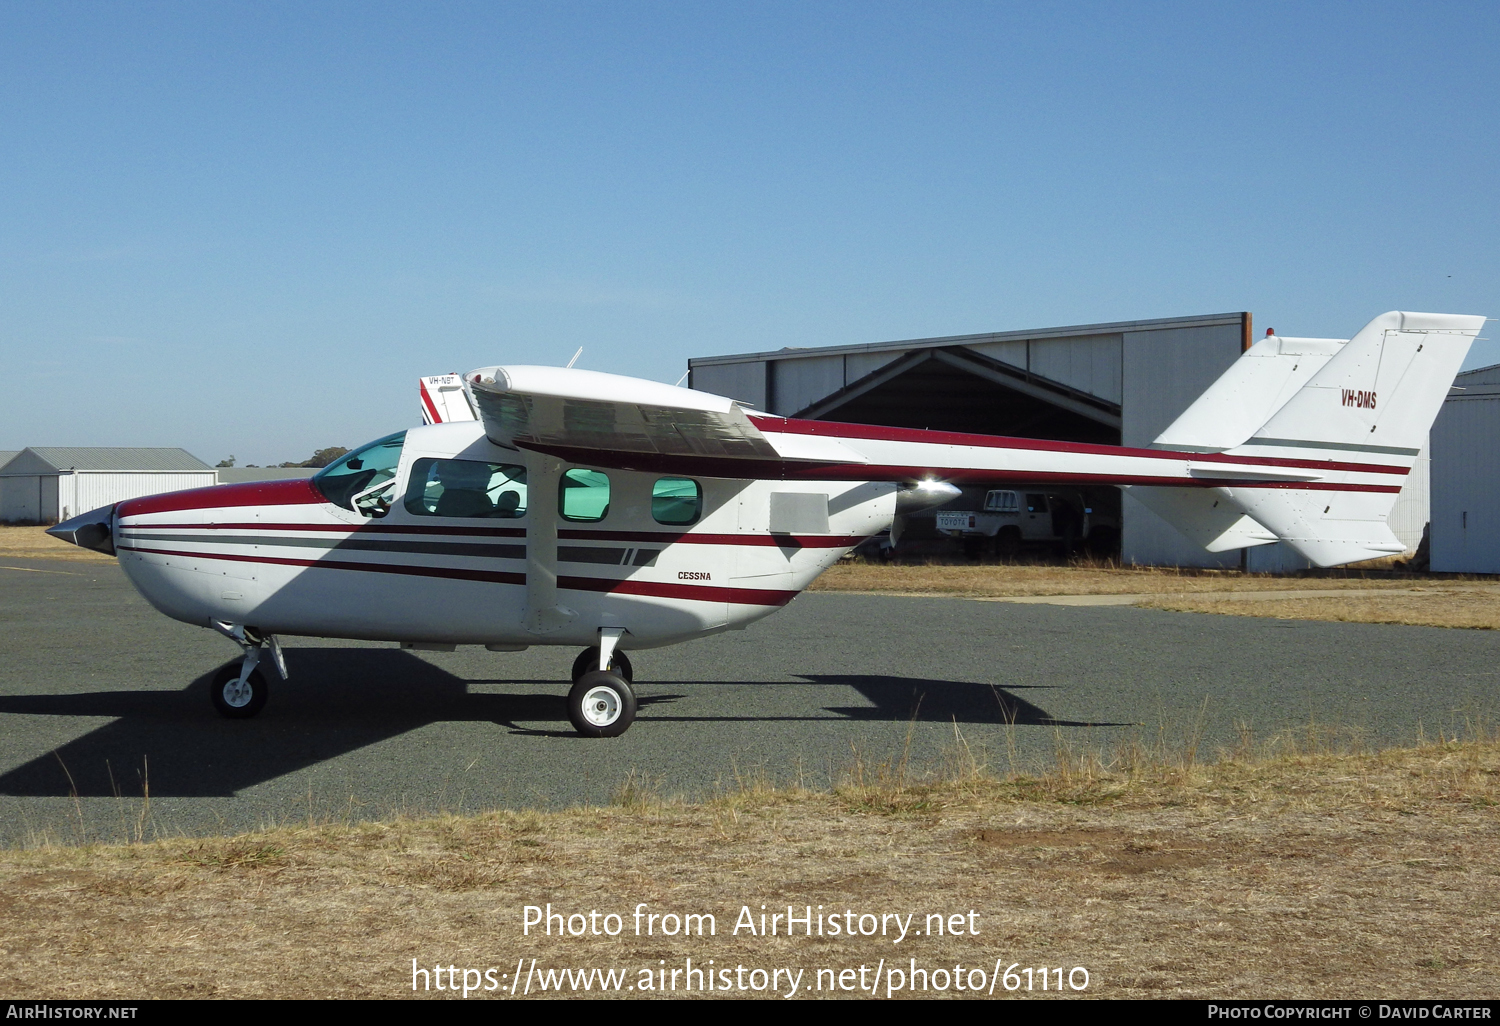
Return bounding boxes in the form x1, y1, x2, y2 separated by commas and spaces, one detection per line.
49, 311, 1484, 736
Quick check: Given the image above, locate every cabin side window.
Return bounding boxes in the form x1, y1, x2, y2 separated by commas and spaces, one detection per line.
312, 431, 408, 517
652, 478, 701, 525
560, 468, 610, 522
404, 459, 527, 518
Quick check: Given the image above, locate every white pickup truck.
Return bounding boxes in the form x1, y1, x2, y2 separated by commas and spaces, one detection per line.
935, 489, 1116, 558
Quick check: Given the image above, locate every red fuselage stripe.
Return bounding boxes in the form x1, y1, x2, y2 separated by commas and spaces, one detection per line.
748, 415, 1411, 477
117, 479, 325, 517
556, 576, 797, 606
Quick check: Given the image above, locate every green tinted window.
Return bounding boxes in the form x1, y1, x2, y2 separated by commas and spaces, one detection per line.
560, 469, 610, 521
312, 431, 407, 517
652, 478, 701, 525
404, 459, 527, 518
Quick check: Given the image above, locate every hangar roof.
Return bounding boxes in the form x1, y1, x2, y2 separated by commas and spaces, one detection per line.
0, 447, 213, 475
688, 311, 1247, 367
0, 451, 16, 470
1454, 363, 1500, 389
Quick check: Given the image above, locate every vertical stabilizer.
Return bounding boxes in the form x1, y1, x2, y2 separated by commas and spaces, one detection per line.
1152, 335, 1346, 453
419, 374, 479, 425
1217, 311, 1483, 566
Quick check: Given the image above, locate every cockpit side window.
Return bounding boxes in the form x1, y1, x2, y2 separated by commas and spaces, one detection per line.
312, 431, 407, 517
404, 459, 527, 518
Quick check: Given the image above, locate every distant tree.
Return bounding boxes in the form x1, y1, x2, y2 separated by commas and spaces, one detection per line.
304, 446, 349, 468
277, 446, 350, 469
215, 456, 236, 468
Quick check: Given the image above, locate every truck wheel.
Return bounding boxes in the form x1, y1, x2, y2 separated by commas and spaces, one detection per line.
995, 527, 1021, 561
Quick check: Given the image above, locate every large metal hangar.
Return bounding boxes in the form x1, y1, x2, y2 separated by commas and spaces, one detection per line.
688, 312, 1430, 568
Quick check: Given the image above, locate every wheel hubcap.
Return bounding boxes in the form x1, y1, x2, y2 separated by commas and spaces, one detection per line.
580, 686, 621, 727
222, 678, 253, 708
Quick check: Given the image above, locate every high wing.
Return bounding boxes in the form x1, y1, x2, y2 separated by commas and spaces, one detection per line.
464, 365, 869, 472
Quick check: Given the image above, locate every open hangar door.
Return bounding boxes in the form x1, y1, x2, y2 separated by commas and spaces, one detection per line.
689, 313, 1251, 566
789, 346, 1121, 558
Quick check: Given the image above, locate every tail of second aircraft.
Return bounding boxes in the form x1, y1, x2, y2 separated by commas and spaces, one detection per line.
1136, 310, 1485, 566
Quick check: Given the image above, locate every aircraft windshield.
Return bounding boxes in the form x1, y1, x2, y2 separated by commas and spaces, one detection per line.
313, 431, 407, 516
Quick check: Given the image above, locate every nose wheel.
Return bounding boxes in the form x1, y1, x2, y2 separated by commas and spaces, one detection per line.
211, 663, 269, 719
568, 671, 637, 737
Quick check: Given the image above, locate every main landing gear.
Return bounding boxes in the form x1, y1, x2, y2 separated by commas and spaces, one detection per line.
567, 628, 637, 738
209, 622, 286, 720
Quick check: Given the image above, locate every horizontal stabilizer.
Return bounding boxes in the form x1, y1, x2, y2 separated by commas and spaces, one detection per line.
1219, 487, 1408, 565
1129, 486, 1278, 552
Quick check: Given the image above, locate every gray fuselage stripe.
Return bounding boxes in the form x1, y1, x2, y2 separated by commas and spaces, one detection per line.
1242, 437, 1421, 457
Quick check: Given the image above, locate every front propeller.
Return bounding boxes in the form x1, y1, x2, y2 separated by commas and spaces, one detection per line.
46, 503, 117, 555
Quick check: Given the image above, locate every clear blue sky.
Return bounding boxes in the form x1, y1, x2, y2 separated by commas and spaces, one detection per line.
2, 1, 1496, 466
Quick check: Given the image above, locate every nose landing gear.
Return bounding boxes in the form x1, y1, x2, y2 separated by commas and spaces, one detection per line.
212, 663, 268, 719
208, 621, 287, 720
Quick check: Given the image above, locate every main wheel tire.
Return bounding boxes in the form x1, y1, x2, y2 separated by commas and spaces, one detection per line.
568, 670, 637, 738
211, 664, 268, 719
571, 646, 633, 684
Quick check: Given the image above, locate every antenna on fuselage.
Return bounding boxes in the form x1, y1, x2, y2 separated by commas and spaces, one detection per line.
566, 347, 583, 369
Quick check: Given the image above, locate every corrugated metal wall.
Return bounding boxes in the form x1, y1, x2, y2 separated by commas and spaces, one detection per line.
51, 472, 218, 521
3, 469, 222, 521
1120, 322, 1246, 568
1431, 394, 1500, 572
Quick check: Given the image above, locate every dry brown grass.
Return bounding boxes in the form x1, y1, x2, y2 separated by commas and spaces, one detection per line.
3, 736, 1498, 999
1144, 587, 1500, 630
811, 559, 1438, 599
0, 525, 114, 563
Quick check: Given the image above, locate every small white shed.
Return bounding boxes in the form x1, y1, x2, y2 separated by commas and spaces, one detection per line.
0, 447, 216, 523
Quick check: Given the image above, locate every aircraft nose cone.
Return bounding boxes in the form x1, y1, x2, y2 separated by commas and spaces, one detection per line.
46, 504, 117, 555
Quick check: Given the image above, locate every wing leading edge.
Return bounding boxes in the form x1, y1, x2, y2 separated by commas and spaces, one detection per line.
465, 365, 868, 471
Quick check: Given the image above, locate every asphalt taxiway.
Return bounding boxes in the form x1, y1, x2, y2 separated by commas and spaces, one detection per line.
1, 558, 1495, 843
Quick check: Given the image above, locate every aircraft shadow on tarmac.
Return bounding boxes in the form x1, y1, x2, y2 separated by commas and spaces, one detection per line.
0, 649, 1118, 798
